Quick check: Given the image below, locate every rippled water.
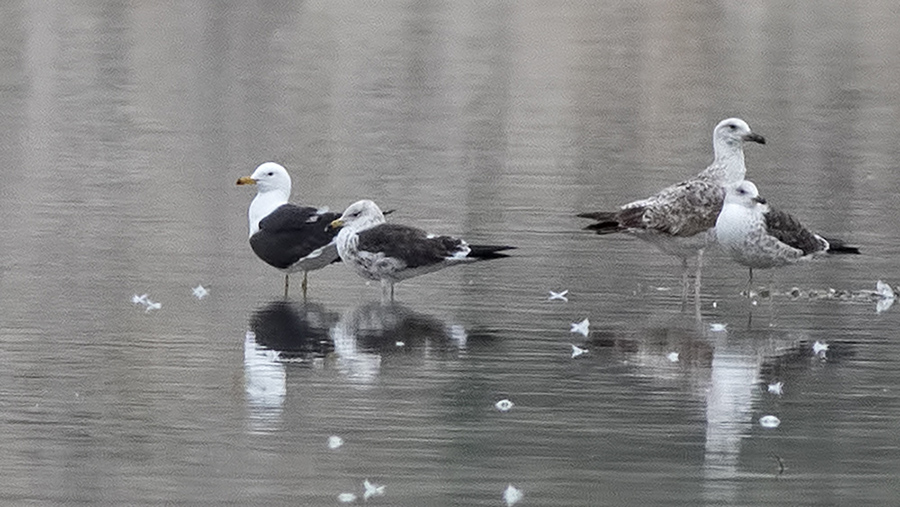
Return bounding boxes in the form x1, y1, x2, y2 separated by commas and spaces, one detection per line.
1, 1, 899, 505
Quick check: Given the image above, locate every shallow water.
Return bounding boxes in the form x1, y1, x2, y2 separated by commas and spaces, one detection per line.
1, 1, 899, 505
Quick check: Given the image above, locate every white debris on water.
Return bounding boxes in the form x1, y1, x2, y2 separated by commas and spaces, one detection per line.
503, 484, 523, 506
812, 341, 829, 357
666, 352, 679, 362
327, 436, 344, 450
876, 280, 895, 314
132, 293, 161, 313
768, 381, 784, 396
570, 318, 589, 337
759, 415, 781, 428
192, 284, 209, 299
495, 399, 514, 412
570, 344, 588, 358
548, 290, 569, 302
709, 323, 727, 332
363, 479, 385, 500
337, 492, 357, 503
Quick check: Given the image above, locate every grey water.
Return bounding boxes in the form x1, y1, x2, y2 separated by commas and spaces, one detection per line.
1, 1, 899, 505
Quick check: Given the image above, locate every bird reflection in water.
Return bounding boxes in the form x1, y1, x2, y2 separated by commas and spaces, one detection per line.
243, 300, 339, 432
331, 302, 471, 385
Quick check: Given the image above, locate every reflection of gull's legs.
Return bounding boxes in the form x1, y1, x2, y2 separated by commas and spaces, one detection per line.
283, 275, 290, 299
680, 258, 690, 304
380, 280, 395, 304
694, 249, 704, 303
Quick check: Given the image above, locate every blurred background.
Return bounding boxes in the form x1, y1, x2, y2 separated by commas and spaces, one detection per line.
0, 1, 898, 505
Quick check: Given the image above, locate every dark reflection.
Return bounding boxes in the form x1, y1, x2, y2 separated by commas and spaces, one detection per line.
337, 302, 469, 353
243, 301, 339, 433
249, 300, 338, 360
331, 303, 485, 385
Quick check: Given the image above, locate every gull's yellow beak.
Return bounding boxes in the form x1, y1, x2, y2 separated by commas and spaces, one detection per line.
236, 176, 256, 186
329, 218, 345, 230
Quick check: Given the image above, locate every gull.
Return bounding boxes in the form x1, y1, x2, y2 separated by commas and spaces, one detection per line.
570, 344, 588, 358
192, 284, 209, 300
548, 290, 569, 302
709, 323, 728, 332
578, 118, 766, 302
132, 294, 148, 305
503, 484, 523, 507
768, 381, 784, 396
329, 200, 514, 301
495, 399, 514, 412
363, 479, 385, 500
237, 162, 341, 299
145, 301, 161, 313
716, 180, 860, 290
570, 318, 590, 337
666, 351, 680, 362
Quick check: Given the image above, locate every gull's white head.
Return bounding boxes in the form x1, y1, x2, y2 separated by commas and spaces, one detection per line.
725, 180, 767, 208
713, 118, 766, 150
237, 162, 292, 195
237, 162, 293, 236
331, 199, 386, 232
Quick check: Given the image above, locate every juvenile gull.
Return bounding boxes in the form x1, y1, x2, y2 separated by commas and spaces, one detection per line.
578, 118, 765, 301
237, 162, 340, 298
329, 200, 514, 300
715, 180, 860, 289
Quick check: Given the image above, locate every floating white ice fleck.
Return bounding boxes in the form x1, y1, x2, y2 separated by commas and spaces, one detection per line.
570, 344, 587, 358
876, 280, 895, 314
709, 323, 727, 332
548, 290, 569, 302
395, 341, 405, 347
495, 399, 514, 412
666, 352, 679, 362
812, 341, 829, 356
337, 492, 357, 503
327, 436, 344, 450
768, 381, 784, 396
132, 294, 148, 305
570, 318, 590, 337
145, 301, 161, 313
363, 479, 385, 500
192, 284, 209, 299
759, 415, 781, 428
503, 484, 523, 507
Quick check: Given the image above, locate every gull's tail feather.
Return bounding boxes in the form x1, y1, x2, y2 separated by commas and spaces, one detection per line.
577, 210, 626, 234
824, 237, 861, 255
468, 245, 516, 260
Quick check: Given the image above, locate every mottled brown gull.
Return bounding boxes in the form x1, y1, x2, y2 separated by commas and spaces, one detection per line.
715, 180, 860, 289
578, 118, 766, 302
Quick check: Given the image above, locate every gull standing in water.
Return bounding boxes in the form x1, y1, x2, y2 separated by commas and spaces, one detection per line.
715, 180, 860, 292
578, 118, 766, 302
237, 162, 341, 298
329, 200, 515, 301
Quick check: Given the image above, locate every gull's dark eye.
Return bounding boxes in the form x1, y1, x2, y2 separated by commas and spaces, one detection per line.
267, 172, 274, 176
728, 124, 737, 130
737, 187, 746, 195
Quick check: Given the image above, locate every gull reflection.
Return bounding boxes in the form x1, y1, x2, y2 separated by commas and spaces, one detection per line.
243, 300, 339, 432
331, 302, 469, 385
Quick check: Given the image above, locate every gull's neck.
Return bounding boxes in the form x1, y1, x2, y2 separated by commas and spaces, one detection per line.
248, 188, 289, 236
701, 139, 746, 184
